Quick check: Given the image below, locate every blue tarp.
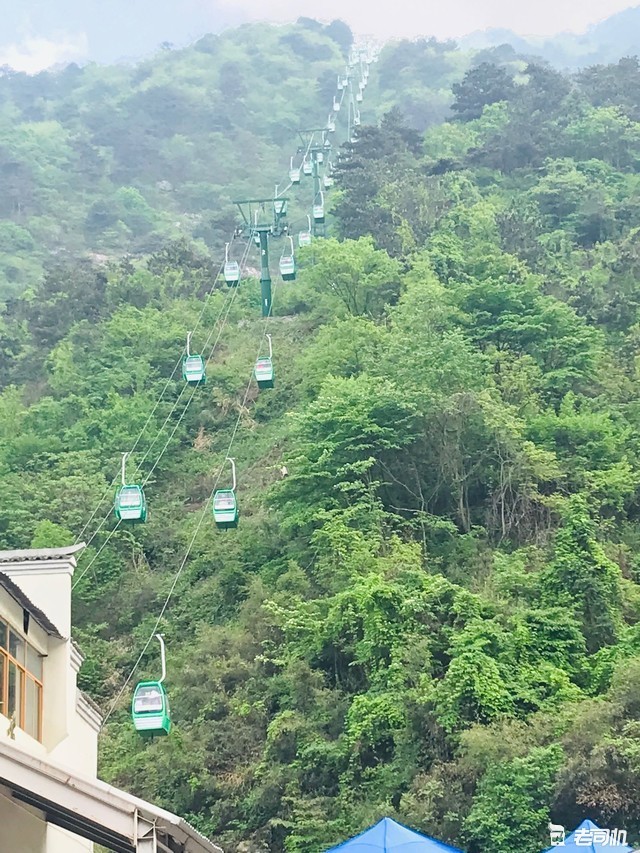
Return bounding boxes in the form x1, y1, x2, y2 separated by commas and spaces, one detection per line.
543, 819, 632, 853
324, 817, 465, 853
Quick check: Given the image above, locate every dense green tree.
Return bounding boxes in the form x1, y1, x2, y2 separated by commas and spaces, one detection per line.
577, 56, 640, 121
464, 745, 564, 853
451, 63, 516, 121
294, 237, 402, 317
324, 20, 353, 55
542, 497, 623, 652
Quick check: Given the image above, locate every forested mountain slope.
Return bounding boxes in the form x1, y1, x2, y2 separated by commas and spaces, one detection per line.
5, 27, 640, 853
0, 18, 353, 296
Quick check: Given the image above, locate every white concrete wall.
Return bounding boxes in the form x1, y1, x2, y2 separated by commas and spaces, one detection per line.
0, 563, 99, 769
0, 790, 46, 853
41, 639, 69, 754
0, 558, 98, 853
47, 825, 95, 853
2, 558, 73, 638
0, 586, 49, 650
0, 783, 94, 853
50, 700, 98, 778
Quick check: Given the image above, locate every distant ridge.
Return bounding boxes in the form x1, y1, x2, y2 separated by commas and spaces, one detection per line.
461, 4, 640, 68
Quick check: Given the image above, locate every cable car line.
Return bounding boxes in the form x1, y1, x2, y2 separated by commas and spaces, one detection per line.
129, 236, 253, 480
97, 41, 380, 730
132, 265, 245, 482
77, 286, 234, 553
102, 276, 282, 729
73, 286, 237, 590
85, 42, 365, 553
139, 283, 240, 490
75, 229, 249, 547
74, 238, 253, 570
76, 251, 248, 574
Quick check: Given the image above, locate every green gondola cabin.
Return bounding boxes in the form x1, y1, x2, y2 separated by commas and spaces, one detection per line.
224, 261, 240, 286
255, 357, 274, 389
213, 489, 239, 529
279, 255, 295, 281
132, 681, 171, 737
182, 354, 206, 384
114, 484, 147, 522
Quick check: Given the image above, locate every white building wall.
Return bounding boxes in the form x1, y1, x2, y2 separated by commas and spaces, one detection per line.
47, 825, 95, 853
0, 548, 99, 853
1, 556, 74, 638
0, 791, 46, 853
0, 589, 48, 760
50, 693, 99, 778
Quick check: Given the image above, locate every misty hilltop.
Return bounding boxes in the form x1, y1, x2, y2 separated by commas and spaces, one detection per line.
4, 2, 640, 71
463, 4, 640, 68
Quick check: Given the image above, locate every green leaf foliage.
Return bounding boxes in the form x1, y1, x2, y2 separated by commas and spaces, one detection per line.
5, 29, 640, 853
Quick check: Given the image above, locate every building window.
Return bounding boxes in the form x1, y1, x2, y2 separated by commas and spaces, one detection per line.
0, 617, 43, 741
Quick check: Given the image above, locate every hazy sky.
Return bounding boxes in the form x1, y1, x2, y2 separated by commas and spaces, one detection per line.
1, 0, 639, 72
215, 0, 639, 40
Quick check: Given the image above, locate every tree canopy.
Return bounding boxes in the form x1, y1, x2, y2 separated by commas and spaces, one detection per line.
4, 30, 640, 853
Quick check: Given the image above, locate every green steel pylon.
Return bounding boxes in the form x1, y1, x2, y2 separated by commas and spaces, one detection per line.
233, 196, 290, 317
258, 230, 272, 317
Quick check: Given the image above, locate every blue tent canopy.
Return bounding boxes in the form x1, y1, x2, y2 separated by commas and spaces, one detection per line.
324, 817, 465, 853
543, 819, 632, 853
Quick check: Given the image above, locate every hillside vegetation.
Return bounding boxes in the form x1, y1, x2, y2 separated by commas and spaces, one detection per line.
0, 18, 353, 296
4, 23, 640, 853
